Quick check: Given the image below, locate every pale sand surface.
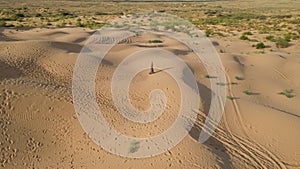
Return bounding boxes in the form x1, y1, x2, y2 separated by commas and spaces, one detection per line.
0, 27, 299, 168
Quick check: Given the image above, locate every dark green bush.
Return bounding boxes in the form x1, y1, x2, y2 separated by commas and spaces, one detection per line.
243, 31, 253, 36
240, 34, 249, 40
256, 42, 266, 49
148, 40, 163, 43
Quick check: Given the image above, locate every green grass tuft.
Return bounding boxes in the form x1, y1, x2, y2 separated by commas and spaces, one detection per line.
148, 40, 163, 43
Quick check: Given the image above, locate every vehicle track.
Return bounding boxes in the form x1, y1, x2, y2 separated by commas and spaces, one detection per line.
221, 69, 287, 169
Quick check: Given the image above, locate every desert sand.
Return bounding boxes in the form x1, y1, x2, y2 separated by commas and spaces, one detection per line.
1, 0, 300, 167
0, 26, 299, 169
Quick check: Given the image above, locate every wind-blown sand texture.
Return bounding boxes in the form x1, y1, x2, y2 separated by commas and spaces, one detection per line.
0, 9, 300, 168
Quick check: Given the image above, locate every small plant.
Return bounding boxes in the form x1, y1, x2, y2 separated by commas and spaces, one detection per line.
227, 96, 239, 100
240, 34, 249, 40
205, 29, 213, 37
75, 21, 83, 27
5, 23, 14, 27
278, 89, 295, 98
215, 32, 225, 37
284, 33, 291, 42
235, 76, 244, 80
148, 40, 163, 43
243, 90, 252, 95
205, 75, 217, 78
128, 140, 140, 153
0, 21, 6, 27
266, 35, 276, 42
220, 49, 225, 53
35, 13, 42, 17
249, 39, 259, 42
16, 13, 25, 18
243, 90, 259, 95
256, 42, 266, 49
276, 37, 289, 48
243, 31, 253, 36
60, 11, 71, 16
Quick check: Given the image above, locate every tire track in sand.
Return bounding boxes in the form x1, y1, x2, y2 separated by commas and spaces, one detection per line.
223, 69, 287, 169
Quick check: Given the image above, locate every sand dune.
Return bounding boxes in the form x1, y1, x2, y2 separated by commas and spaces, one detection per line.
0, 28, 299, 168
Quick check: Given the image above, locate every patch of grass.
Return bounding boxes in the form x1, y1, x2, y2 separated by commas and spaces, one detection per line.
83, 20, 105, 29
0, 21, 6, 27
278, 89, 295, 98
75, 21, 83, 27
217, 82, 237, 86
275, 37, 289, 48
60, 11, 72, 17
227, 96, 235, 100
214, 32, 225, 37
243, 31, 253, 36
35, 13, 42, 17
220, 49, 225, 53
205, 75, 217, 78
205, 29, 213, 37
266, 35, 276, 42
75, 20, 104, 29
240, 34, 249, 40
227, 96, 239, 100
4, 23, 14, 27
148, 39, 163, 43
243, 90, 259, 95
15, 13, 25, 18
256, 42, 266, 49
249, 39, 259, 42
235, 76, 244, 80
243, 90, 252, 95
128, 140, 140, 153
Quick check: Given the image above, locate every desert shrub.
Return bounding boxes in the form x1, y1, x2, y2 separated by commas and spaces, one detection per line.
75, 21, 83, 27
205, 75, 217, 78
5, 23, 14, 27
0, 21, 6, 27
284, 33, 291, 42
205, 29, 213, 37
15, 24, 24, 28
243, 31, 253, 36
256, 42, 266, 49
243, 90, 253, 95
148, 40, 163, 43
35, 13, 42, 17
60, 11, 71, 16
220, 49, 225, 53
214, 32, 225, 37
285, 32, 300, 40
227, 96, 234, 100
266, 35, 276, 42
95, 12, 110, 15
16, 13, 25, 18
276, 38, 289, 48
240, 34, 249, 40
82, 21, 105, 29
249, 39, 259, 42
278, 89, 295, 98
235, 76, 244, 80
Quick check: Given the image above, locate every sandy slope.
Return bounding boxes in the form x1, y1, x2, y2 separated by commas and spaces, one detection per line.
0, 28, 299, 169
